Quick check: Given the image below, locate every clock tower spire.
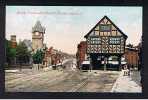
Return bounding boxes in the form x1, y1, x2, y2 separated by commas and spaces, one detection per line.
32, 21, 45, 52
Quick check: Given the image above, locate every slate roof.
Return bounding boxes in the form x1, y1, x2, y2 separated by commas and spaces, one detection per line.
32, 21, 45, 33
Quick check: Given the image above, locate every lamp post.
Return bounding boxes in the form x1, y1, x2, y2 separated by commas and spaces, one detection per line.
90, 57, 92, 72
104, 57, 107, 71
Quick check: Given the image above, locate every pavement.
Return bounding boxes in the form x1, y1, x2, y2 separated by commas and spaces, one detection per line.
111, 70, 142, 93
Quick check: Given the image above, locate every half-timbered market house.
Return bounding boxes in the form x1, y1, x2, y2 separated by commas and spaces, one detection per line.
84, 16, 128, 70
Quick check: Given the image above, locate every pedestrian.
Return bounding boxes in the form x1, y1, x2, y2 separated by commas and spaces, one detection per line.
123, 64, 126, 76
140, 68, 142, 86
127, 64, 130, 76
63, 65, 66, 69
123, 64, 128, 76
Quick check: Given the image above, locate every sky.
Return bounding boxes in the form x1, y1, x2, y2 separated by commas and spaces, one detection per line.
6, 6, 142, 54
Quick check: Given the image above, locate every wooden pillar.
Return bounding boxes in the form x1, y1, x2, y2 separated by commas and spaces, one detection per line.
106, 56, 109, 70
118, 55, 121, 71
104, 57, 107, 71
90, 57, 92, 71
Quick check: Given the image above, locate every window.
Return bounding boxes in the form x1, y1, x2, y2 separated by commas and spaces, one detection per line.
90, 37, 101, 44
100, 24, 111, 32
111, 56, 118, 61
109, 37, 121, 44
35, 32, 39, 35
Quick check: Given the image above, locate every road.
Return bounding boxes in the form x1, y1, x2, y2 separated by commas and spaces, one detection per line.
5, 59, 119, 92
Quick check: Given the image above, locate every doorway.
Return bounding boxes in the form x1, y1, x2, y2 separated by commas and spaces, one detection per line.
90, 54, 102, 70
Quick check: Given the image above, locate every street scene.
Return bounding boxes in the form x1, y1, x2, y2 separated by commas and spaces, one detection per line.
5, 6, 142, 92
5, 59, 120, 92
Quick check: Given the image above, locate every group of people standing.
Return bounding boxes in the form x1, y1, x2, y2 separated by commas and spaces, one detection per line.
122, 64, 130, 76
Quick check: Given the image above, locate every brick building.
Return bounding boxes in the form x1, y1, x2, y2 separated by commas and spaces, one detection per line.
124, 46, 139, 68
42, 47, 53, 67
10, 35, 17, 48
42, 47, 64, 68
76, 41, 87, 68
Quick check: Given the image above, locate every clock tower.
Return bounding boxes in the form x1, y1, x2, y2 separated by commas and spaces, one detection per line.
32, 21, 45, 52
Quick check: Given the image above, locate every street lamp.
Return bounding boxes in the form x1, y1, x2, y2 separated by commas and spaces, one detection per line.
104, 57, 107, 71
90, 57, 92, 72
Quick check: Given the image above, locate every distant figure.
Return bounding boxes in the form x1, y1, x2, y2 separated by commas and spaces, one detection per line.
140, 68, 142, 86
128, 65, 131, 76
123, 64, 130, 76
62, 65, 66, 69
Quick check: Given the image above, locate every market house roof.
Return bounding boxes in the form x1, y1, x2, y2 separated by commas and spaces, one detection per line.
84, 16, 128, 39
32, 21, 45, 33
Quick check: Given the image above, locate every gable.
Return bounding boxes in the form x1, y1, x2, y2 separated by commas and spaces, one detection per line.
84, 16, 128, 39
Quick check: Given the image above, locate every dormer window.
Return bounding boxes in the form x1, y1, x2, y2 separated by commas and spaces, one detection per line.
99, 24, 111, 32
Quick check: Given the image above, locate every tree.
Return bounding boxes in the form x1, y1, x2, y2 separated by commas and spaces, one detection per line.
6, 39, 16, 66
32, 49, 44, 70
16, 41, 31, 70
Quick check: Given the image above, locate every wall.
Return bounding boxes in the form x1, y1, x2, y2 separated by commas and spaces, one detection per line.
124, 48, 139, 68
76, 41, 87, 68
